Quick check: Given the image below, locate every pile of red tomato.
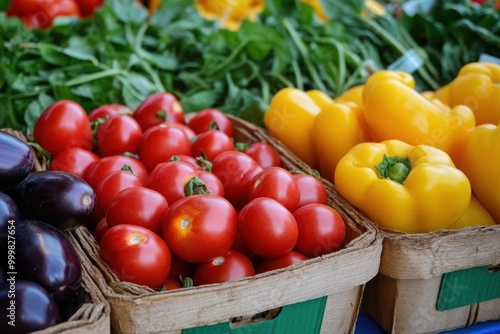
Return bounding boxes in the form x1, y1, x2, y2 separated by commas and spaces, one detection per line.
33, 92, 347, 290
6, 0, 107, 29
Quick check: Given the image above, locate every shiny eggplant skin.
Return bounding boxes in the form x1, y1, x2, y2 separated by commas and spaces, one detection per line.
0, 131, 34, 191
0, 192, 19, 242
0, 280, 60, 334
12, 171, 96, 231
15, 219, 82, 304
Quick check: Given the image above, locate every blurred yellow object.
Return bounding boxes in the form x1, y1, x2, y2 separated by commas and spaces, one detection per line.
195, 0, 252, 31
150, 0, 384, 29
302, 0, 328, 21
363, 0, 386, 16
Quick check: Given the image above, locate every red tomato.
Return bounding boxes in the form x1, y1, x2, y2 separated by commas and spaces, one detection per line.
248, 167, 300, 212
169, 155, 204, 170
49, 147, 99, 179
167, 254, 191, 281
8, 0, 81, 29
106, 186, 168, 235
85, 155, 148, 190
139, 124, 192, 171
34, 100, 93, 155
211, 151, 262, 209
162, 194, 238, 263
163, 278, 182, 290
188, 108, 234, 138
96, 114, 143, 157
193, 250, 255, 286
133, 92, 185, 131
256, 251, 307, 274
88, 104, 133, 122
293, 204, 346, 257
242, 142, 281, 169
231, 232, 260, 265
190, 130, 235, 162
93, 216, 109, 244
292, 172, 328, 209
100, 224, 171, 289
197, 170, 224, 197
145, 161, 199, 205
74, 0, 103, 17
95, 169, 144, 212
238, 197, 298, 259
159, 121, 196, 141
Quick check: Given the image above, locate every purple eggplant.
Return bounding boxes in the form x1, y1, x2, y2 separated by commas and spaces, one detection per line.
15, 219, 82, 305
0, 280, 60, 333
0, 131, 34, 191
0, 192, 19, 241
11, 171, 96, 231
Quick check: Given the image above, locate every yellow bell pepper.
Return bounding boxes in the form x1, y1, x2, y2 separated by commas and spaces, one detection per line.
334, 84, 364, 108
447, 194, 495, 230
458, 122, 500, 224
433, 83, 450, 106
306, 89, 335, 110
312, 101, 372, 183
195, 0, 252, 31
264, 88, 320, 169
447, 62, 500, 125
334, 139, 471, 234
362, 70, 476, 164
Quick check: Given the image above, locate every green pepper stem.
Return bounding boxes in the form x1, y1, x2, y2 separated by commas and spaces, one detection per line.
376, 155, 411, 184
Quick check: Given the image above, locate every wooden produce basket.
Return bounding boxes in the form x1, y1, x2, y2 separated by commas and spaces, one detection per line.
0, 128, 111, 334
68, 115, 383, 334
363, 224, 500, 334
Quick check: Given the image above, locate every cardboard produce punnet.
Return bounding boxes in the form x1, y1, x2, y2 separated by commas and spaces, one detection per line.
68, 115, 383, 334
363, 224, 500, 334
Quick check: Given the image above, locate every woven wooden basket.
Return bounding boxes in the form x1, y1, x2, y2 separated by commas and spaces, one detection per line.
66, 115, 383, 334
0, 128, 111, 334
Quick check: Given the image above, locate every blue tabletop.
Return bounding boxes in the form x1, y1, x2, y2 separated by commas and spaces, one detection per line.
355, 312, 500, 334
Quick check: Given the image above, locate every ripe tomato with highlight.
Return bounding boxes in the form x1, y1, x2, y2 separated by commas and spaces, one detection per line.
162, 194, 238, 263
100, 224, 171, 289
193, 250, 255, 286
